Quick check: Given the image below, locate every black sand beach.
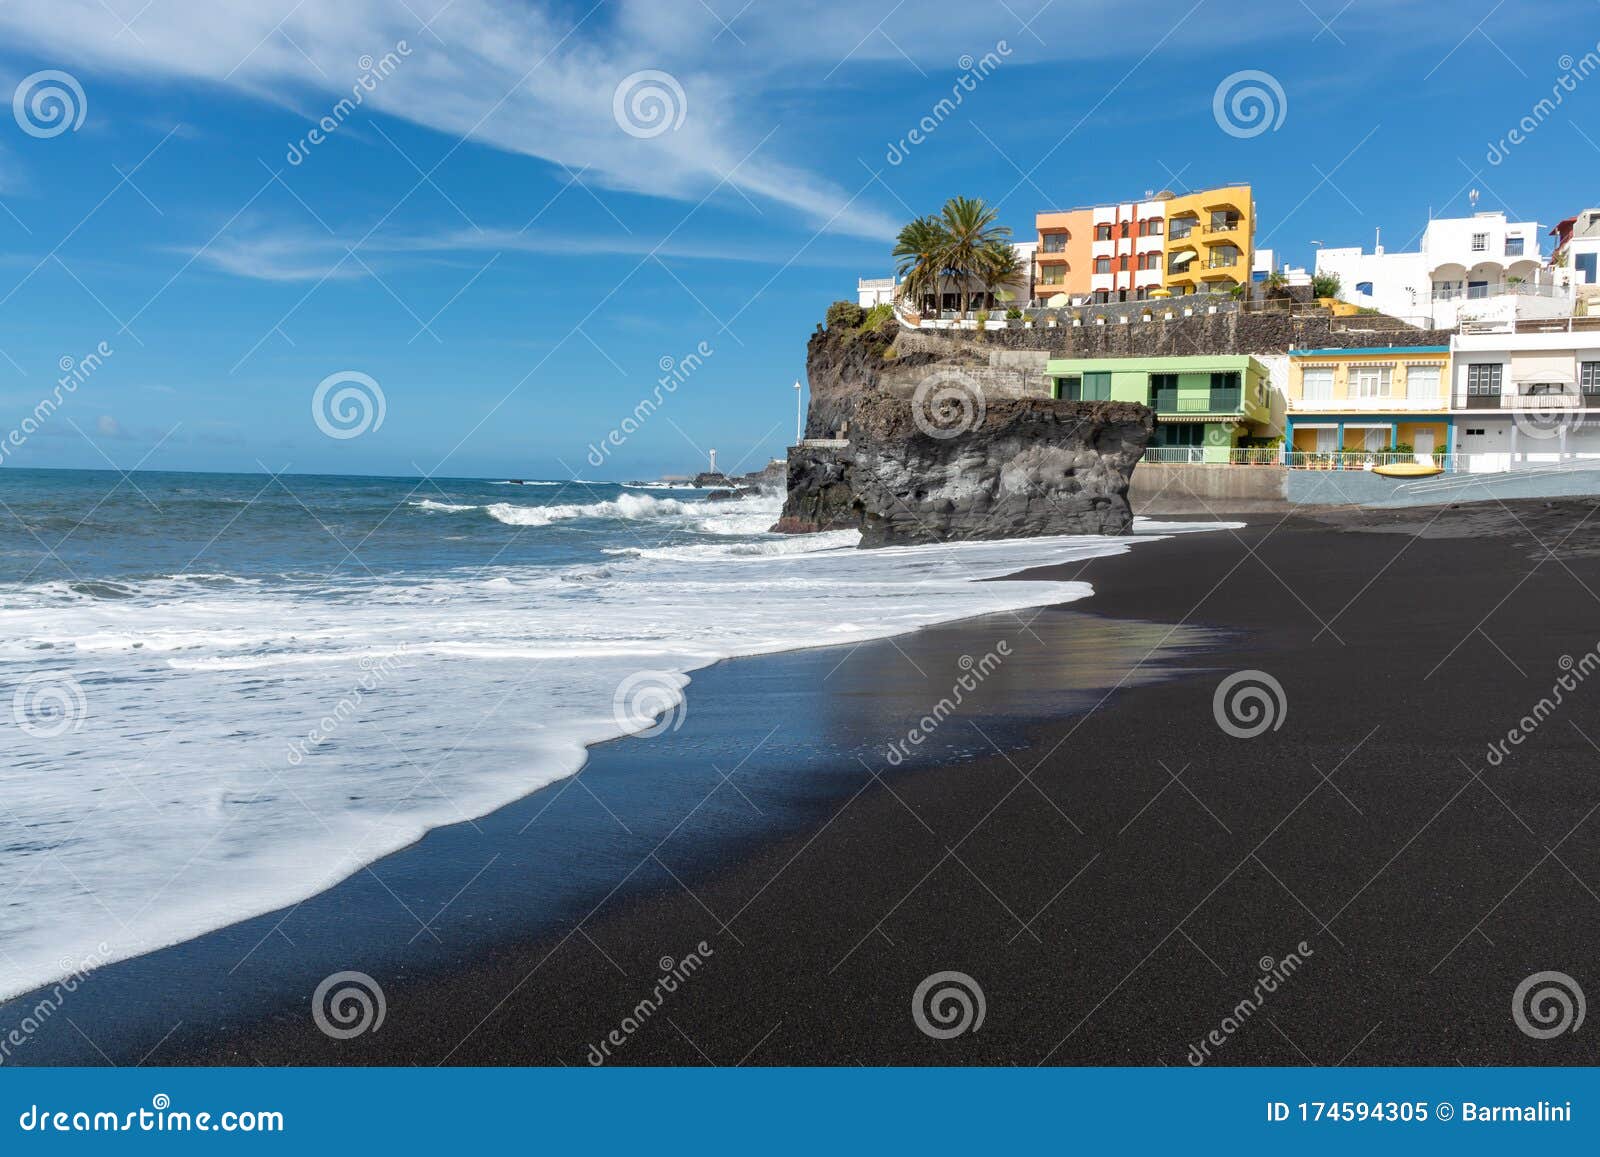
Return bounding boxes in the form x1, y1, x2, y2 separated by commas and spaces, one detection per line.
14, 498, 1600, 1066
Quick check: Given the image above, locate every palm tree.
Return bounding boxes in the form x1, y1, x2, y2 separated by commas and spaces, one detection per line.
893, 215, 950, 315
980, 239, 1022, 311
939, 196, 1012, 316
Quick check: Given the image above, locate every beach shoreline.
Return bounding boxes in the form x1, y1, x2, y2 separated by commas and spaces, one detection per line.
10, 498, 1600, 1067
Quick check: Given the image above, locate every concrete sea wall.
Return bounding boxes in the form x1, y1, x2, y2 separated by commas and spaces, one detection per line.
1132, 462, 1600, 515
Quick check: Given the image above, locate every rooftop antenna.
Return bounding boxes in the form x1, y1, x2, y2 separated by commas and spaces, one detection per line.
1469, 188, 1481, 209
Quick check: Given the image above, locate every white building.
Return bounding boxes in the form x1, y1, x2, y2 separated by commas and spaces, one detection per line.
857, 277, 897, 308
1315, 211, 1568, 329
1252, 248, 1310, 287
1450, 329, 1600, 471
1550, 208, 1600, 311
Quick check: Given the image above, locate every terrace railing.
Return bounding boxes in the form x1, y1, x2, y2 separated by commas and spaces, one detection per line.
1284, 451, 1450, 471
1152, 388, 1242, 413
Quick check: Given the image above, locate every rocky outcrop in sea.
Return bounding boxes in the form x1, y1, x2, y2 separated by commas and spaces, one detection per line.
773, 313, 1153, 545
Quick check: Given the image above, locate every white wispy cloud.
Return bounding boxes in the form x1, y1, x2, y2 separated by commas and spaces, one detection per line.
0, 0, 908, 239
184, 221, 874, 282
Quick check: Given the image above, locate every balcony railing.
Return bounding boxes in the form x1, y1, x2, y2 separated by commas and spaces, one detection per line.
1433, 281, 1568, 301
1152, 388, 1242, 413
1285, 451, 1450, 471
1455, 391, 1600, 409
1289, 394, 1447, 412
1206, 256, 1239, 269
1204, 220, 1241, 233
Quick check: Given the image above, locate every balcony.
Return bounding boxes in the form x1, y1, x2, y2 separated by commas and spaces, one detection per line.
1289, 394, 1446, 413
1153, 387, 1242, 413
1206, 256, 1240, 270
1450, 391, 1600, 411
1203, 219, 1242, 235
1508, 391, 1600, 409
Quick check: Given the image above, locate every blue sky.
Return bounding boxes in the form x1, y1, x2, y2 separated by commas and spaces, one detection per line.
0, 0, 1596, 480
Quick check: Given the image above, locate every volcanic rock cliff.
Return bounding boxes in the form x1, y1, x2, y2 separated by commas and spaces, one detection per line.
773, 315, 1153, 546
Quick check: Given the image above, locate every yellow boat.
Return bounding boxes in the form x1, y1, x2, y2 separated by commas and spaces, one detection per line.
1373, 461, 1444, 478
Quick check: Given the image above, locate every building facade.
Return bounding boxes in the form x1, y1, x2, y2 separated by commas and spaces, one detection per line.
1045, 353, 1276, 462
1550, 209, 1600, 312
1450, 331, 1600, 471
1032, 184, 1255, 306
1315, 211, 1566, 329
1284, 347, 1451, 459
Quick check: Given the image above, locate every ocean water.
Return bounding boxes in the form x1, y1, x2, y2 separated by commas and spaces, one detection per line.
0, 468, 1223, 1001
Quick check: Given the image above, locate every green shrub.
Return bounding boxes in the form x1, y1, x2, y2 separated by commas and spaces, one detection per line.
861, 302, 894, 330
1005, 307, 1022, 319
826, 300, 865, 329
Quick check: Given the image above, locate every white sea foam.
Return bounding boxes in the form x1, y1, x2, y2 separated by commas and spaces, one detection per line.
0, 493, 1237, 1002
485, 492, 701, 527
410, 499, 478, 512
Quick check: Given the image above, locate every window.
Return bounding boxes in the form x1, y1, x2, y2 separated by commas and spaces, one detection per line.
1040, 267, 1065, 286
1577, 252, 1598, 284
1582, 362, 1600, 395
1301, 367, 1334, 401
1209, 245, 1239, 269
1118, 255, 1130, 273
1041, 233, 1067, 253
1092, 290, 1110, 304
1432, 280, 1462, 300
1094, 257, 1112, 274
1355, 281, 1373, 295
1466, 363, 1503, 396
1466, 428, 1486, 436
1406, 365, 1440, 402
1467, 281, 1490, 299
1505, 236, 1525, 256
1119, 221, 1130, 239
1350, 366, 1393, 398
1471, 232, 1488, 252
1168, 217, 1194, 240
1148, 219, 1163, 237
1095, 224, 1112, 241
1062, 372, 1112, 402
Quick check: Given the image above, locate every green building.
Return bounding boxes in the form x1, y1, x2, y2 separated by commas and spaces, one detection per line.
1044, 354, 1277, 463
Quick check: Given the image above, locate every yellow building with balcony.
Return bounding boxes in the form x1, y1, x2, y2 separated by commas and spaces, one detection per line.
1284, 347, 1452, 460
1032, 183, 1254, 305
1163, 184, 1254, 296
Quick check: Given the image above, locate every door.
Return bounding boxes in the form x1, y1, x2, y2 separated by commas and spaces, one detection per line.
1315, 429, 1337, 452
1413, 430, 1435, 463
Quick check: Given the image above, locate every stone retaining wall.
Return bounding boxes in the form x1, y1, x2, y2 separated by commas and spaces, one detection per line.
896, 311, 1454, 360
